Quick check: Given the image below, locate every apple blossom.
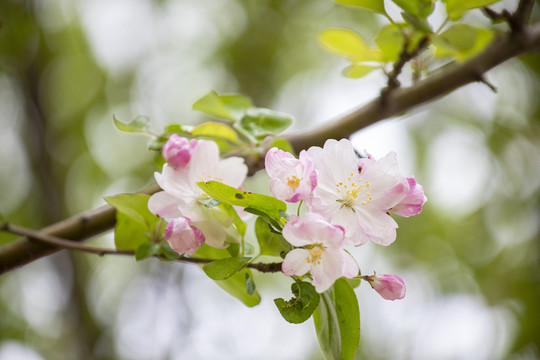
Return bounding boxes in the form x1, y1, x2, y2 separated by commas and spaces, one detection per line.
307, 139, 411, 247
148, 139, 248, 248
164, 216, 205, 255
162, 134, 197, 169
390, 177, 427, 217
363, 273, 406, 300
281, 212, 359, 293
265, 148, 317, 203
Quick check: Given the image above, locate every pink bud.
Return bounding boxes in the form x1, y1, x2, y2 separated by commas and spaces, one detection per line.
365, 273, 406, 300
391, 177, 427, 217
164, 217, 205, 255
162, 134, 197, 169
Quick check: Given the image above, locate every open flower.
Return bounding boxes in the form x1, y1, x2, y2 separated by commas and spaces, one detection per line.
162, 134, 197, 169
307, 139, 410, 246
363, 273, 406, 300
148, 139, 248, 248
265, 148, 317, 203
164, 217, 205, 255
281, 212, 359, 293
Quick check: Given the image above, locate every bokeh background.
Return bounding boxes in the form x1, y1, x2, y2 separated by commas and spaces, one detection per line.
1, 0, 539, 359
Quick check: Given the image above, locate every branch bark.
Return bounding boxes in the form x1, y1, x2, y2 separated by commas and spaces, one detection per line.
2, 21, 540, 275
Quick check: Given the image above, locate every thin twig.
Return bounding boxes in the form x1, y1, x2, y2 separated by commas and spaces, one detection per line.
0, 222, 283, 273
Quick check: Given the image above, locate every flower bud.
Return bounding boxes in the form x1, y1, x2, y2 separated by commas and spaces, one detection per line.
162, 134, 197, 169
391, 177, 427, 217
164, 217, 205, 255
365, 273, 406, 300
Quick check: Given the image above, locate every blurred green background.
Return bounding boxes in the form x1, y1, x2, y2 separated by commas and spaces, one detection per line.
1, 0, 539, 359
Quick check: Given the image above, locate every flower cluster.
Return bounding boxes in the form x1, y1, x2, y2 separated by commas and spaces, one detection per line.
149, 137, 247, 251
150, 135, 425, 299
266, 139, 426, 295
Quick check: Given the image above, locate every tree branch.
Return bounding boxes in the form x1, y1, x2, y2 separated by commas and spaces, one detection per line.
2, 19, 540, 275
287, 23, 540, 151
0, 221, 282, 273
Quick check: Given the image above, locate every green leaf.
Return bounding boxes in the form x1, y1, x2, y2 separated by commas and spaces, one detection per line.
255, 217, 291, 257
114, 212, 149, 250
333, 279, 361, 360
234, 108, 293, 143
333, 0, 386, 15
192, 122, 242, 151
191, 243, 232, 260
319, 28, 381, 63
198, 181, 287, 223
401, 12, 433, 33
375, 24, 405, 62
135, 241, 160, 261
192, 90, 253, 122
215, 269, 261, 307
275, 281, 321, 324
245, 272, 256, 295
104, 194, 158, 226
314, 290, 341, 360
113, 115, 150, 133
157, 244, 181, 261
268, 137, 295, 155
203, 257, 251, 280
433, 24, 494, 61
393, 0, 435, 18
445, 0, 499, 21
220, 203, 247, 237
342, 64, 377, 78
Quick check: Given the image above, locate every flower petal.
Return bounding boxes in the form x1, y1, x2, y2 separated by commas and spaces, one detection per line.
282, 249, 311, 276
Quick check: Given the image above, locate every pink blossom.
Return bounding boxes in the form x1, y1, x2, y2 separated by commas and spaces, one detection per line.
307, 139, 410, 246
148, 139, 248, 248
364, 273, 406, 300
164, 217, 205, 255
162, 134, 197, 169
281, 212, 359, 293
265, 148, 317, 203
390, 177, 427, 217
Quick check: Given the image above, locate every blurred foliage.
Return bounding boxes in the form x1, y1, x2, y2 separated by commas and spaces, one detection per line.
0, 0, 539, 359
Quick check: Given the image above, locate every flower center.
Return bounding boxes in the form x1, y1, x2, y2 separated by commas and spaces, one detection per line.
286, 175, 301, 189
335, 171, 374, 210
307, 245, 324, 265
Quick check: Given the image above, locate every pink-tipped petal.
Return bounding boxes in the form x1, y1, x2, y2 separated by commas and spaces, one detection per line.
367, 273, 406, 300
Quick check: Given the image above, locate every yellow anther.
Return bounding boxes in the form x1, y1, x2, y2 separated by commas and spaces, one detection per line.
286, 176, 301, 189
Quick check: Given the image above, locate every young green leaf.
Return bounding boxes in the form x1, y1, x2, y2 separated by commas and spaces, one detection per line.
158, 243, 181, 261
245, 272, 256, 295
333, 0, 386, 15
314, 290, 341, 360
342, 64, 377, 79
375, 24, 405, 62
197, 181, 287, 222
202, 257, 251, 280
255, 217, 291, 257
114, 212, 149, 250
113, 115, 150, 133
215, 269, 261, 307
393, 0, 434, 18
268, 137, 295, 156
191, 122, 242, 149
445, 0, 499, 21
333, 278, 361, 360
192, 90, 253, 122
135, 241, 160, 261
274, 281, 320, 324
104, 194, 158, 226
319, 28, 381, 63
234, 108, 293, 143
433, 24, 494, 61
